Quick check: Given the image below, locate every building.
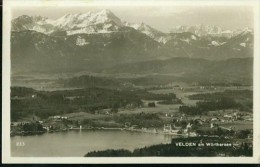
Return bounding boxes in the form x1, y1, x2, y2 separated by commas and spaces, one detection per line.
164, 124, 180, 134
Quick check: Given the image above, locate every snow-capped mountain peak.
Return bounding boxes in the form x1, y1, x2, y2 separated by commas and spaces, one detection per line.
170, 25, 236, 38
240, 27, 253, 35
12, 9, 123, 34
52, 9, 122, 30
99, 9, 113, 15
125, 21, 169, 43
11, 10, 254, 45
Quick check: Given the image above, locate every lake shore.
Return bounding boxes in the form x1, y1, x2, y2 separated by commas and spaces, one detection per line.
11, 126, 186, 137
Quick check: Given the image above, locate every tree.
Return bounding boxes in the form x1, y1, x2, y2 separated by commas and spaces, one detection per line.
148, 102, 156, 107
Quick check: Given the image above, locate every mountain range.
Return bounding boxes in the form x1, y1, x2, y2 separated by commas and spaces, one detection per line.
170, 25, 252, 38
11, 9, 254, 74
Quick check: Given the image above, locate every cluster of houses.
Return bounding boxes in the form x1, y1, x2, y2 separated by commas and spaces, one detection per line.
41, 115, 78, 131
11, 115, 73, 133
50, 115, 68, 120
163, 123, 197, 137
210, 111, 253, 123
162, 110, 253, 138
155, 83, 224, 91
174, 111, 252, 124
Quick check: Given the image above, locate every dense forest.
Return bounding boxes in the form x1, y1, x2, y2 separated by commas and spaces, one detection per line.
11, 87, 141, 121
58, 75, 128, 89
59, 74, 252, 90
188, 90, 253, 112
188, 90, 252, 101
11, 87, 178, 121
179, 97, 240, 115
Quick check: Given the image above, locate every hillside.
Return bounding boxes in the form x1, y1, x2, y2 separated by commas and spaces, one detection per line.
11, 10, 254, 74
105, 57, 253, 84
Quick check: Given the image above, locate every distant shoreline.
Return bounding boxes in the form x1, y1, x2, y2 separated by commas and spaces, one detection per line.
11, 127, 186, 137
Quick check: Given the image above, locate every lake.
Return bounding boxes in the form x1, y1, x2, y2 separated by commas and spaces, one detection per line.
11, 130, 172, 157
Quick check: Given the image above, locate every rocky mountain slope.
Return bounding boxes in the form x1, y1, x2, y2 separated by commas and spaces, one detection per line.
170, 25, 252, 38
11, 9, 254, 74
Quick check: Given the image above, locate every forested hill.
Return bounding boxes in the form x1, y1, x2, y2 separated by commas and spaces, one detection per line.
11, 86, 178, 121
105, 57, 253, 85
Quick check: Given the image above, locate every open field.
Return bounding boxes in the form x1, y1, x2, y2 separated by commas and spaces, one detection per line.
218, 121, 253, 130
63, 112, 110, 121
149, 88, 203, 106
118, 100, 181, 115
149, 86, 252, 106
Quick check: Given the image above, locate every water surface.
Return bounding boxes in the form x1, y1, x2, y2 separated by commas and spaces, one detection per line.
11, 130, 172, 157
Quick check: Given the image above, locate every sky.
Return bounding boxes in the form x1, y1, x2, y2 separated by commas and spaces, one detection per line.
12, 6, 254, 32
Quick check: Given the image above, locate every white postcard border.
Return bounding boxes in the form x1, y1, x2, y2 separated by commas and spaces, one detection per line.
2, 0, 260, 164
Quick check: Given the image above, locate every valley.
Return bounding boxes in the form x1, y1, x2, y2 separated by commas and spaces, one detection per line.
10, 9, 254, 157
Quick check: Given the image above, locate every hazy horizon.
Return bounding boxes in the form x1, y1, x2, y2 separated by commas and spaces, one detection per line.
12, 6, 253, 32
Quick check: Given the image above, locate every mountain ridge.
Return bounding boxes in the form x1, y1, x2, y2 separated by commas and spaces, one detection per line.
11, 9, 254, 74
12, 9, 253, 43
170, 24, 253, 38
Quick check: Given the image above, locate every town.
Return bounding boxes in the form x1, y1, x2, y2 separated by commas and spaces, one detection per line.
10, 80, 253, 157
11, 108, 253, 138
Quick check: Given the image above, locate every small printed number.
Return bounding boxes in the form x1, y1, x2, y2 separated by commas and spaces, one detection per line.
16, 141, 25, 146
